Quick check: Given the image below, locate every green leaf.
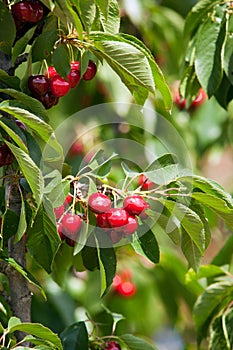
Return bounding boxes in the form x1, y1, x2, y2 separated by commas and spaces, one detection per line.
134, 225, 160, 264
51, 243, 74, 287
6, 142, 44, 208
0, 69, 20, 90
8, 322, 62, 350
0, 257, 46, 299
27, 201, 60, 273
12, 26, 36, 65
31, 30, 57, 63
0, 103, 63, 162
65, 1, 83, 39
0, 90, 48, 119
0, 120, 28, 153
100, 0, 120, 34
90, 32, 155, 103
2, 209, 19, 242
194, 4, 227, 96
223, 15, 233, 85
184, 0, 219, 38
52, 44, 71, 79
8, 316, 21, 329
120, 334, 158, 350
224, 308, 233, 349
211, 235, 233, 266
78, 0, 96, 34
81, 245, 99, 271
145, 153, 178, 172
98, 246, 116, 296
193, 281, 233, 344
181, 228, 202, 272
94, 0, 109, 19
209, 315, 229, 350
15, 190, 27, 243
60, 321, 88, 350
0, 2, 16, 55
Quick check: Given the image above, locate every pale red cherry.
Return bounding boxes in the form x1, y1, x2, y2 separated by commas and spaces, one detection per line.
123, 195, 147, 216
50, 75, 71, 97
88, 192, 111, 214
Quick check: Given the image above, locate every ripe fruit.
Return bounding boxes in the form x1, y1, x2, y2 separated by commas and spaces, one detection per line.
54, 204, 64, 220
138, 174, 155, 190
190, 88, 207, 109
50, 75, 71, 97
57, 222, 65, 241
68, 140, 84, 157
70, 61, 80, 70
96, 212, 111, 228
105, 341, 121, 350
12, 1, 44, 24
123, 195, 147, 216
46, 66, 57, 79
107, 208, 129, 228
124, 215, 138, 235
68, 69, 81, 88
39, 92, 59, 109
64, 193, 73, 207
116, 280, 136, 297
0, 144, 14, 167
61, 213, 82, 235
83, 60, 97, 81
174, 91, 186, 110
88, 192, 111, 214
28, 75, 50, 97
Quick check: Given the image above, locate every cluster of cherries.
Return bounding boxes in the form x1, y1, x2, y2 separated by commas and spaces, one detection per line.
174, 87, 207, 110
112, 270, 136, 297
88, 192, 149, 244
28, 60, 97, 109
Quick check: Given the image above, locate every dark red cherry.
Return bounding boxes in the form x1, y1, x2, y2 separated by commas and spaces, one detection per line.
88, 192, 111, 214
0, 144, 14, 167
105, 340, 122, 350
50, 75, 71, 97
28, 75, 50, 97
96, 212, 111, 228
12, 1, 44, 24
106, 208, 129, 228
39, 92, 59, 109
68, 69, 81, 88
83, 60, 97, 81
123, 195, 147, 216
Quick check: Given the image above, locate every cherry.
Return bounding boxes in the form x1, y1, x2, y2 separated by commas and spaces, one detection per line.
116, 280, 136, 297
123, 195, 147, 216
96, 212, 111, 228
50, 75, 71, 97
46, 66, 57, 79
174, 91, 186, 110
68, 140, 84, 157
112, 274, 122, 288
12, 1, 44, 24
124, 215, 138, 235
64, 193, 73, 207
138, 174, 155, 191
190, 88, 207, 109
70, 61, 80, 70
106, 208, 129, 228
83, 60, 97, 81
61, 213, 82, 237
0, 144, 14, 167
54, 204, 64, 220
39, 92, 59, 109
28, 75, 50, 97
88, 192, 111, 214
105, 341, 121, 350
68, 69, 81, 88
15, 119, 27, 130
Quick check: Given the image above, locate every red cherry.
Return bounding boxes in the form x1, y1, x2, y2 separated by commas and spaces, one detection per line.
50, 75, 71, 97
116, 281, 136, 297
57, 222, 66, 241
28, 75, 50, 97
138, 174, 155, 190
68, 140, 84, 157
123, 195, 147, 216
174, 92, 186, 110
68, 69, 81, 88
39, 92, 59, 109
88, 192, 111, 214
83, 60, 97, 81
96, 212, 111, 228
54, 204, 64, 220
190, 88, 207, 109
15, 119, 27, 130
112, 274, 122, 288
12, 1, 43, 23
0, 144, 14, 167
106, 208, 129, 228
70, 61, 80, 70
105, 341, 121, 350
46, 66, 57, 79
124, 215, 138, 235
61, 213, 82, 236
64, 193, 73, 207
